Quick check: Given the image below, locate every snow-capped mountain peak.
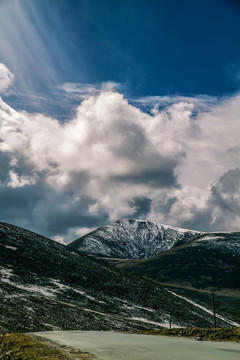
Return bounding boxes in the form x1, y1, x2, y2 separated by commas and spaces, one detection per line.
68, 218, 202, 259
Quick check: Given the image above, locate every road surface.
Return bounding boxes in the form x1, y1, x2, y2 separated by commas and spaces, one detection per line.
34, 331, 240, 360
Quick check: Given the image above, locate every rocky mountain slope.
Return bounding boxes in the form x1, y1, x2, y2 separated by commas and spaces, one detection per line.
68, 219, 202, 259
116, 232, 240, 322
0, 222, 237, 332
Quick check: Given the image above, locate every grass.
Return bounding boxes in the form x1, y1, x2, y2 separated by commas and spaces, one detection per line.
156, 283, 240, 323
0, 333, 94, 359
142, 327, 240, 342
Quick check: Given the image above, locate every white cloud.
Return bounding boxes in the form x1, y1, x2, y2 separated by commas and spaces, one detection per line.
7, 170, 36, 188
0, 63, 14, 94
53, 235, 66, 245
209, 168, 240, 231
175, 95, 240, 189
0, 89, 240, 234
74, 227, 96, 237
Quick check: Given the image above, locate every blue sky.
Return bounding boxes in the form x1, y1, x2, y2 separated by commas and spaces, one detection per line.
0, 0, 240, 242
1, 0, 240, 111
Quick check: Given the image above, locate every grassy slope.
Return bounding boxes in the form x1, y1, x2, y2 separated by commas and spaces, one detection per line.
1, 222, 232, 333
142, 328, 240, 342
0, 281, 151, 333
0, 333, 94, 359
154, 283, 240, 324
116, 233, 240, 323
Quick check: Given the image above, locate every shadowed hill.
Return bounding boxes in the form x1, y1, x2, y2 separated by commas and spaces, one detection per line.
116, 232, 240, 322
0, 222, 237, 332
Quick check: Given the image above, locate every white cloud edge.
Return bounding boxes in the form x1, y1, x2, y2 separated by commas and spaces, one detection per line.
0, 63, 15, 94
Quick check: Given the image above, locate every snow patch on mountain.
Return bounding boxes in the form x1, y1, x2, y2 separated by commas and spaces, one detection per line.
0, 268, 107, 303
129, 317, 176, 327
191, 232, 240, 255
69, 218, 202, 259
1, 245, 18, 251
194, 235, 225, 242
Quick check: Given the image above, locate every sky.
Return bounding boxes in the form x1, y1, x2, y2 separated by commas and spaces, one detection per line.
0, 0, 240, 243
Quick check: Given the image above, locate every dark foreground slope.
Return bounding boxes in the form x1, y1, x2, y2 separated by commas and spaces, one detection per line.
0, 222, 237, 332
69, 219, 201, 259
117, 232, 240, 322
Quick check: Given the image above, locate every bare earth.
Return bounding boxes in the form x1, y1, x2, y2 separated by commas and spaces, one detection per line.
33, 331, 240, 360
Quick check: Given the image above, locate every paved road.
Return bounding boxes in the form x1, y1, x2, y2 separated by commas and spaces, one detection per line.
34, 331, 240, 360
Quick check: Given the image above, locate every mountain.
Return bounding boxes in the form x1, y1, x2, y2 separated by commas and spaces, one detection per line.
68, 219, 202, 259
0, 222, 237, 333
116, 232, 240, 323
68, 219, 240, 324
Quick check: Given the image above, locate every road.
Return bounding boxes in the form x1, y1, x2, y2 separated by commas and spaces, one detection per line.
34, 331, 240, 360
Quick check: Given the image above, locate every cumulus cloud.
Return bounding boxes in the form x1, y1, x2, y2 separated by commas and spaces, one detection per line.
0, 63, 14, 94
0, 86, 240, 240
53, 235, 66, 245
210, 168, 240, 230
75, 227, 97, 237
7, 170, 36, 188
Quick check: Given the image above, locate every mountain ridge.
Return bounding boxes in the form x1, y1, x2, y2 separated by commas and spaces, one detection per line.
67, 218, 240, 324
68, 218, 202, 259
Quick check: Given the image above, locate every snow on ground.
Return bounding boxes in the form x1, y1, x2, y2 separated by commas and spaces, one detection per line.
0, 267, 13, 279
0, 268, 58, 297
71, 288, 106, 303
82, 308, 107, 316
72, 289, 96, 300
160, 224, 201, 234
41, 323, 62, 330
134, 305, 155, 312
115, 297, 155, 312
114, 297, 129, 303
129, 317, 180, 328
51, 279, 72, 291
2, 280, 58, 297
194, 235, 225, 242
19, 284, 58, 297
122, 303, 155, 312
0, 270, 106, 303
25, 306, 35, 313
167, 290, 240, 327
1, 245, 18, 251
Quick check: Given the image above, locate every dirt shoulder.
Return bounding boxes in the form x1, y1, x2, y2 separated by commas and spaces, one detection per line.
0, 333, 95, 360
142, 327, 240, 342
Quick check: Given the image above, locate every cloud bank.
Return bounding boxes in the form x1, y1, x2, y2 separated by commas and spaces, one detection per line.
0, 68, 240, 241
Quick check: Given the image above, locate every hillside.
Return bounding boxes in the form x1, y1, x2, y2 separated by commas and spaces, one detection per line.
68, 219, 201, 259
0, 222, 238, 332
116, 232, 240, 322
